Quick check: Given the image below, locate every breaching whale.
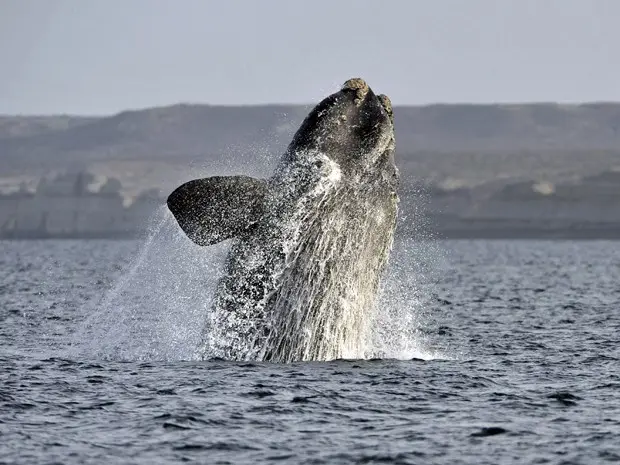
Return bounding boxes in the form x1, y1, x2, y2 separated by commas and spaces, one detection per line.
167, 78, 399, 362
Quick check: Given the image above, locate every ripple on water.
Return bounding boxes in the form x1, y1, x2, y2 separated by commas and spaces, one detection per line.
0, 240, 619, 464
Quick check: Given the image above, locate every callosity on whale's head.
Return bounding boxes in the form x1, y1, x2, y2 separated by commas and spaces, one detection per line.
286, 78, 396, 173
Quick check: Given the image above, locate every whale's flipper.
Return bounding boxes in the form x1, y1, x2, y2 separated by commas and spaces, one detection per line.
167, 175, 268, 246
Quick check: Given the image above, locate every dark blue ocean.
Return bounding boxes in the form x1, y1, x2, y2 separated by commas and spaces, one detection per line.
1, 235, 619, 464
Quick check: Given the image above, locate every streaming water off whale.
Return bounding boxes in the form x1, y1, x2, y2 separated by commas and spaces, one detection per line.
1, 234, 619, 464
68, 207, 438, 362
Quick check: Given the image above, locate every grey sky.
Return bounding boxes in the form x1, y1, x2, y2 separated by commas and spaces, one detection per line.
1, 0, 618, 114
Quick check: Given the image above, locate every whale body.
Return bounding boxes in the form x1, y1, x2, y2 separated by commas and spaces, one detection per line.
167, 78, 399, 362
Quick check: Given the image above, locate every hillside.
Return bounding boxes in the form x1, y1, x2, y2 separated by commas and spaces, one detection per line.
0, 103, 620, 237
1, 102, 620, 239
2, 102, 620, 178
0, 115, 98, 140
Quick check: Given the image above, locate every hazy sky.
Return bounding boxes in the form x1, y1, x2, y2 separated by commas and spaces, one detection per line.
1, 0, 619, 114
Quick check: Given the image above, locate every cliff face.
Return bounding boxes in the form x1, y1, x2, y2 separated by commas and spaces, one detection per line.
2, 168, 620, 240
0, 172, 161, 239
397, 170, 620, 239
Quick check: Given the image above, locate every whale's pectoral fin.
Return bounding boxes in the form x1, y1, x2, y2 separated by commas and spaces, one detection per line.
167, 175, 268, 246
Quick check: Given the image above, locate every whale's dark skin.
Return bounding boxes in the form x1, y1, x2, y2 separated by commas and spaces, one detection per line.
168, 78, 399, 362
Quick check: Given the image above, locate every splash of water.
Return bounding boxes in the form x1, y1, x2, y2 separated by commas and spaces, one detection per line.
70, 187, 449, 362
371, 235, 448, 361
70, 206, 227, 361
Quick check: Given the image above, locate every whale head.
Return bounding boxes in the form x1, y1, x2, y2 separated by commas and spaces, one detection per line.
286, 78, 395, 173
167, 78, 398, 247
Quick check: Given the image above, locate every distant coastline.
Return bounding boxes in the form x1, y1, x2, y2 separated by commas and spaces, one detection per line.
2, 169, 620, 241
2, 103, 619, 241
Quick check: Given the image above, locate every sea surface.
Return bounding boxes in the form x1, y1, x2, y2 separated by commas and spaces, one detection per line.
1, 233, 619, 464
